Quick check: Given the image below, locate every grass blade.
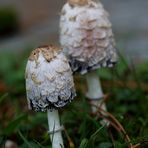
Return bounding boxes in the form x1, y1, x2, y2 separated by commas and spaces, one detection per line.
18, 131, 32, 148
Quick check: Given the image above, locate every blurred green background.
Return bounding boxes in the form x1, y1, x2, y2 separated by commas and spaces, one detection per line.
0, 0, 148, 147
0, 7, 19, 38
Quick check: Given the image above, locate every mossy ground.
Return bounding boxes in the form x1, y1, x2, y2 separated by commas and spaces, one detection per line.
0, 50, 148, 148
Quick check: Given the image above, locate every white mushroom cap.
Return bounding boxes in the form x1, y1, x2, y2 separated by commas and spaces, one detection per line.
25, 45, 76, 112
60, 0, 117, 74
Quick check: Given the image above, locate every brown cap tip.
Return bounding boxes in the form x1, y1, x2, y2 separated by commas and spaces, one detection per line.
68, 0, 89, 6
29, 45, 60, 62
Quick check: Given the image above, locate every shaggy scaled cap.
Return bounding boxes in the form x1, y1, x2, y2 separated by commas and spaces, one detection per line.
60, 0, 117, 74
25, 45, 76, 112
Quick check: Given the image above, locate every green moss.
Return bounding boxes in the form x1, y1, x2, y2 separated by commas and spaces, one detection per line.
0, 51, 148, 147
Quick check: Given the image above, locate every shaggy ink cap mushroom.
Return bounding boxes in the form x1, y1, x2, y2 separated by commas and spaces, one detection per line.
60, 0, 117, 74
25, 45, 76, 112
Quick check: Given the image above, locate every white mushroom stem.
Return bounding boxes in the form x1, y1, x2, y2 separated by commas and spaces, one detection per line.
47, 109, 64, 148
86, 71, 107, 114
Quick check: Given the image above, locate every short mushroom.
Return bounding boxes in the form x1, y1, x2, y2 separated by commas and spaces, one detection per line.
60, 0, 117, 122
25, 45, 76, 148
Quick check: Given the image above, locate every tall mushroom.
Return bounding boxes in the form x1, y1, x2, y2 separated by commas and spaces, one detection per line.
25, 45, 76, 148
60, 0, 117, 119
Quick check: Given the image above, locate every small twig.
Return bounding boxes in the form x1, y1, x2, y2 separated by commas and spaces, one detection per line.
108, 128, 116, 148
132, 139, 148, 148
98, 114, 122, 133
90, 102, 133, 148
132, 143, 141, 148
64, 127, 75, 148
100, 94, 110, 107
